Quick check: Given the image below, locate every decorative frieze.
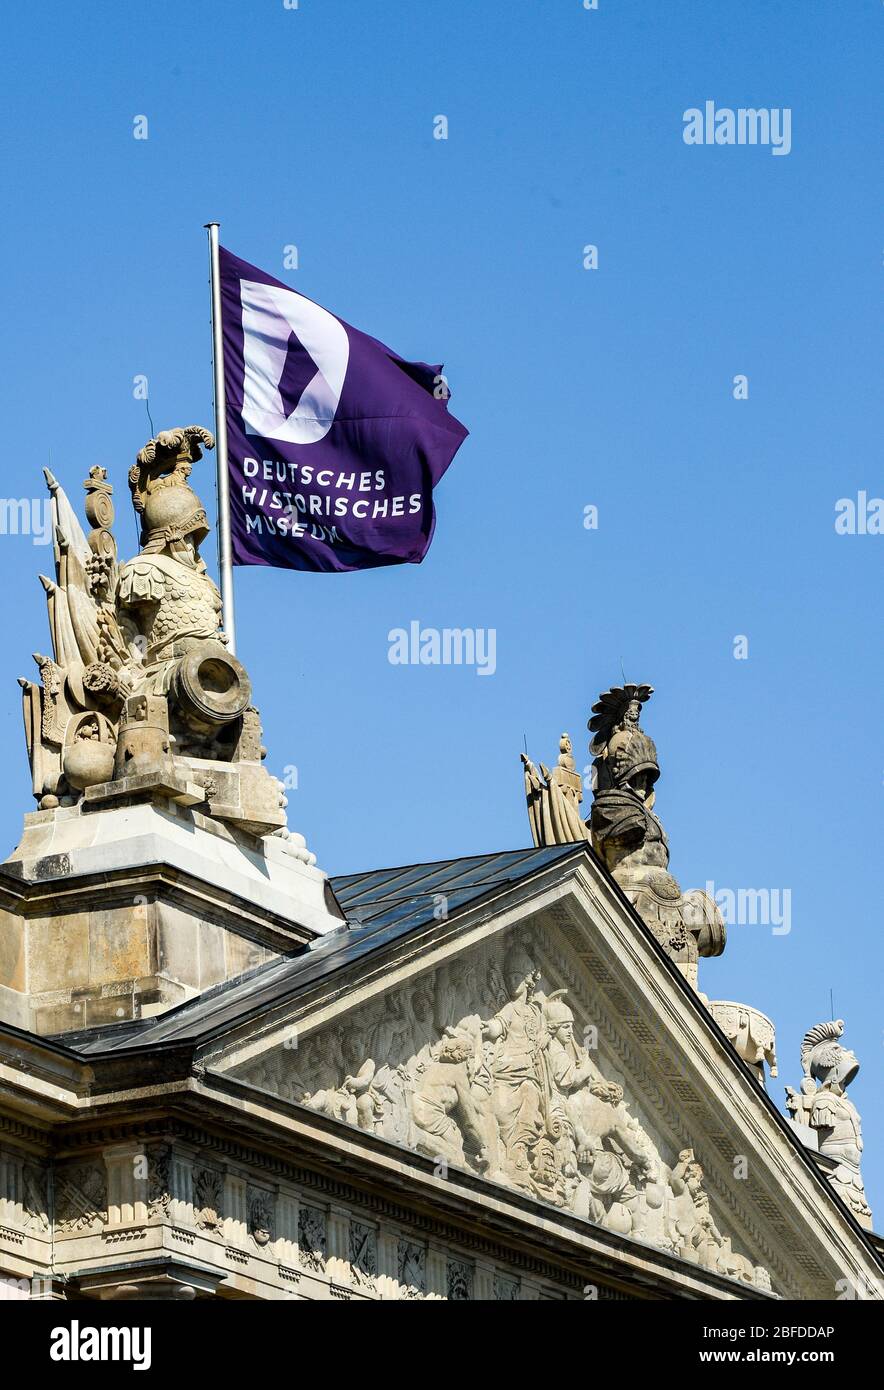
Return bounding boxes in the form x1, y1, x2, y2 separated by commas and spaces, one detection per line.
494, 1271, 519, 1300
349, 1220, 377, 1291
147, 1144, 172, 1220
9, 1115, 592, 1298
55, 1163, 107, 1235
193, 1164, 224, 1234
447, 1257, 473, 1301
298, 1205, 326, 1273
397, 1239, 425, 1298
248, 1187, 274, 1249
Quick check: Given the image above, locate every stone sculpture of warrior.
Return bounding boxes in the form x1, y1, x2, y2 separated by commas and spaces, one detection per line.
588, 686, 725, 984
787, 1020, 873, 1230
519, 684, 725, 986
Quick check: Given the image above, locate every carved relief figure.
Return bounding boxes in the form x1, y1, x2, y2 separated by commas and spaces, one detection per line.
308, 1059, 383, 1132
545, 995, 655, 1236
412, 1036, 490, 1169
480, 945, 560, 1199
669, 1149, 769, 1288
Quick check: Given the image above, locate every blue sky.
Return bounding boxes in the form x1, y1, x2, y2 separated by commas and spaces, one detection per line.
0, 2, 881, 1215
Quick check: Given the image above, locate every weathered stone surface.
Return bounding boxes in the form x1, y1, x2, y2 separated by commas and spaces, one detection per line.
0, 909, 25, 993
6, 800, 333, 934
27, 914, 91, 995
88, 908, 152, 989
0, 796, 342, 1035
704, 1000, 777, 1088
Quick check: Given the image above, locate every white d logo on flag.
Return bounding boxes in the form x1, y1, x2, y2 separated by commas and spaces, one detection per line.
239, 277, 349, 444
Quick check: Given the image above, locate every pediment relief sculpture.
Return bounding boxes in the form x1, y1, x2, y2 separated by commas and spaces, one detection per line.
234, 930, 773, 1292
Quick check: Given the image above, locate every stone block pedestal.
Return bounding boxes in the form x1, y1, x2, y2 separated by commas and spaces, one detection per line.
0, 797, 343, 1036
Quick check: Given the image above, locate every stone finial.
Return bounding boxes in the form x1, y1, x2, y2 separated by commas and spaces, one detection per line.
786, 1020, 872, 1230
704, 1000, 778, 1088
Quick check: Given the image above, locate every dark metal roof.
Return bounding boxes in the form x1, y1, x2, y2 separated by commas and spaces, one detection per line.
62, 843, 585, 1054
332, 845, 580, 930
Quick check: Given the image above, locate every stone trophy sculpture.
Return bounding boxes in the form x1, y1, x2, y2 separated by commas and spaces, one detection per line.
17, 427, 290, 838
522, 684, 725, 987
785, 1021, 873, 1230
704, 1001, 778, 1087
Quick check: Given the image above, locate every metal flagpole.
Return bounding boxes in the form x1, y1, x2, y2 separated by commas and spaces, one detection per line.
205, 221, 237, 655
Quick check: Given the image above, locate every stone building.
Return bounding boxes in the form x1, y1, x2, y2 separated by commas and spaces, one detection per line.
0, 432, 880, 1301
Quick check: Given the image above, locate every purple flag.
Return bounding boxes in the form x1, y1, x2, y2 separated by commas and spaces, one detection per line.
219, 247, 468, 572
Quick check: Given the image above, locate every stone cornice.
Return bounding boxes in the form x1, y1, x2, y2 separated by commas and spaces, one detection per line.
0, 860, 314, 955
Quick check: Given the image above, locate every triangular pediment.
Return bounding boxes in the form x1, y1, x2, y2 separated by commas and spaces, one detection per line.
201, 847, 880, 1301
